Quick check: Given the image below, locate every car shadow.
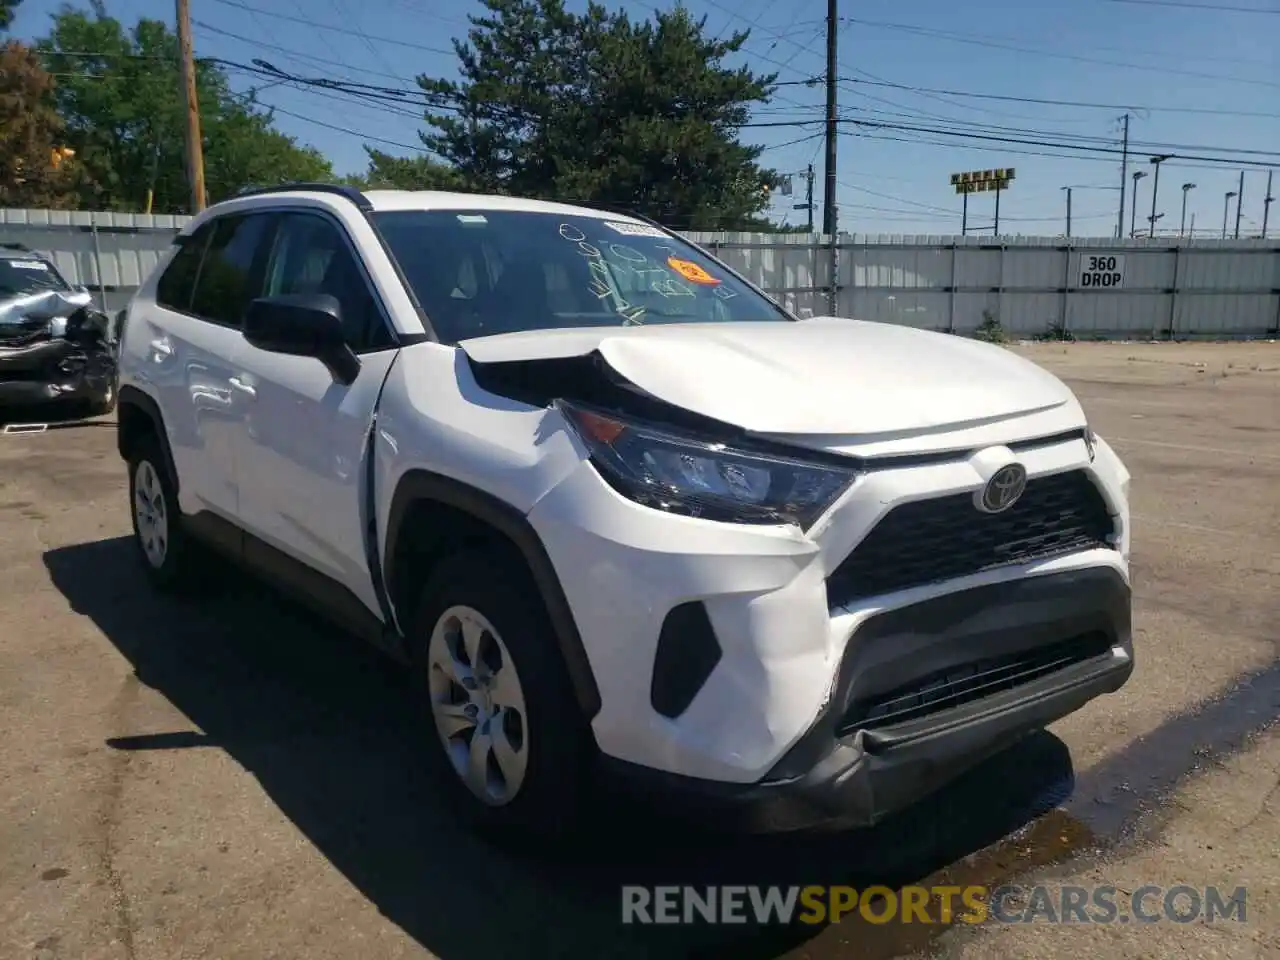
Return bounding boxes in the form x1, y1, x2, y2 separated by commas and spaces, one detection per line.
43, 536, 1079, 960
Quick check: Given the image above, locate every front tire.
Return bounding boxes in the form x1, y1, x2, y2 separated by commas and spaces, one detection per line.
128, 435, 195, 591
409, 549, 593, 844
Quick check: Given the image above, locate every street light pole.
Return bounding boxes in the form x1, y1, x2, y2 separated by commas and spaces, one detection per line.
1148, 155, 1171, 238
1180, 183, 1196, 238
1130, 171, 1147, 237
1223, 190, 1237, 238
1062, 186, 1072, 237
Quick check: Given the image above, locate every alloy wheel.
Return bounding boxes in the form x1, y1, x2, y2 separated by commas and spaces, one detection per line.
426, 605, 530, 806
133, 460, 168, 569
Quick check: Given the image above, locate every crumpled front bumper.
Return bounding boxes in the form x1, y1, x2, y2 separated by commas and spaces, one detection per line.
0, 336, 116, 408
599, 565, 1134, 832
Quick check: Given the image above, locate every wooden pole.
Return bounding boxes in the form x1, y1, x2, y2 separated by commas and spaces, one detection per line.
176, 0, 206, 213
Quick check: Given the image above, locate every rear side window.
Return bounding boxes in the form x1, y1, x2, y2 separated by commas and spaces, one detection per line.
188, 213, 272, 327
155, 224, 212, 312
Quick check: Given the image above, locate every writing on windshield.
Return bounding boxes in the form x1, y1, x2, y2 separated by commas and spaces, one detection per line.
556, 221, 741, 326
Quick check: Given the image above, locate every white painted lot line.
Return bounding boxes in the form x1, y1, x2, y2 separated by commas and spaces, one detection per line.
1107, 437, 1280, 462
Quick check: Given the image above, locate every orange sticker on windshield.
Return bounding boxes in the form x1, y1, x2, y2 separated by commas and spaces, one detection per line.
666, 256, 721, 285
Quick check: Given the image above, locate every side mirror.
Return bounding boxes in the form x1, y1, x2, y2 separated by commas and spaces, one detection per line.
242, 293, 361, 385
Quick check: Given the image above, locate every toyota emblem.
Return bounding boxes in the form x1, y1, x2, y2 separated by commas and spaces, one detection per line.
977, 463, 1028, 514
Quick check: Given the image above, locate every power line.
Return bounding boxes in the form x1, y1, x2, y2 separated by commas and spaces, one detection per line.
1104, 0, 1279, 11
44, 50, 1280, 173
238, 95, 431, 153
846, 127, 1266, 174
835, 118, 1280, 167
841, 15, 1280, 89
74, 48, 1271, 174
207, 0, 454, 55
761, 132, 825, 151
834, 77, 1280, 121
840, 104, 1280, 159
193, 21, 411, 84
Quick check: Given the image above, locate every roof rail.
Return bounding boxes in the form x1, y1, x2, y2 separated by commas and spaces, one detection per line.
235, 181, 372, 212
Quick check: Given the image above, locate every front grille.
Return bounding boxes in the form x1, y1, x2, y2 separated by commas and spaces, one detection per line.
840, 632, 1115, 733
827, 469, 1115, 607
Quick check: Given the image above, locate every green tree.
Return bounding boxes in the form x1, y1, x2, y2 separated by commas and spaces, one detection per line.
341, 146, 467, 191
37, 2, 331, 213
418, 0, 778, 230
0, 40, 81, 208
0, 0, 20, 32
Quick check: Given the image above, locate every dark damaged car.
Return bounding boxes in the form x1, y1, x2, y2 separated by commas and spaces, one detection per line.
0, 245, 118, 419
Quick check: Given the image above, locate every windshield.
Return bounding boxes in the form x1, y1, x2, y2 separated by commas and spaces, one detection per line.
371, 209, 791, 344
0, 257, 69, 298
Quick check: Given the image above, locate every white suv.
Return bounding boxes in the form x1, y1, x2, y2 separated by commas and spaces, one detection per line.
116, 183, 1135, 839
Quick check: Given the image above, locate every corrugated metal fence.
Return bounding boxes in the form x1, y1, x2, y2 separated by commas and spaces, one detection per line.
687, 232, 1280, 339
4, 209, 1277, 338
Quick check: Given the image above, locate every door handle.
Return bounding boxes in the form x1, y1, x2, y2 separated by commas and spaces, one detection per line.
228, 376, 256, 398
149, 337, 173, 358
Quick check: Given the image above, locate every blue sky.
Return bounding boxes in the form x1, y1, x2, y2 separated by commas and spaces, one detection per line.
11, 0, 1279, 235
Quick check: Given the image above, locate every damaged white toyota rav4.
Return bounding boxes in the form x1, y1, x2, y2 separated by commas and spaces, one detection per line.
116, 184, 1134, 840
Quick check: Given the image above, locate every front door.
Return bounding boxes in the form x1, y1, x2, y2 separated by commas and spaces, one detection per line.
230, 209, 398, 618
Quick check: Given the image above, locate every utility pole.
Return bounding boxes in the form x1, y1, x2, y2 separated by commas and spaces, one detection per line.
1263, 170, 1274, 238
176, 0, 206, 213
1117, 113, 1130, 238
1063, 186, 1072, 237
822, 0, 838, 237
805, 164, 814, 234
1233, 170, 1244, 239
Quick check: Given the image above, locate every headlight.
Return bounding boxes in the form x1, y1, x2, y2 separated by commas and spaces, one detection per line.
555, 399, 859, 529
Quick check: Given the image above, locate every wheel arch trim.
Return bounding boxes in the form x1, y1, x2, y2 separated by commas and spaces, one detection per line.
116, 385, 179, 494
384, 469, 603, 721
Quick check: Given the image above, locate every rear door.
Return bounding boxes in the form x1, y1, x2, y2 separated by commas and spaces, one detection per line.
230, 208, 398, 617
138, 213, 272, 519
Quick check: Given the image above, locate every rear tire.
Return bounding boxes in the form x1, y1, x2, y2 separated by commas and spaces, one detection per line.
128, 434, 195, 592
409, 549, 594, 845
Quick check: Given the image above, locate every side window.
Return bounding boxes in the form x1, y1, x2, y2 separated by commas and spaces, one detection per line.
261, 213, 393, 352
155, 222, 214, 313
189, 213, 272, 327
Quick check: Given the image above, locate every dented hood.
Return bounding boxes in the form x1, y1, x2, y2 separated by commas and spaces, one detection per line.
458, 318, 1076, 437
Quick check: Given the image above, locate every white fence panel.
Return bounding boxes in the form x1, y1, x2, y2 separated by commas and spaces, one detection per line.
3, 210, 1277, 338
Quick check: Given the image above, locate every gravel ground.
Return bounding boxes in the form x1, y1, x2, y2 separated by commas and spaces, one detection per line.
1, 340, 1276, 960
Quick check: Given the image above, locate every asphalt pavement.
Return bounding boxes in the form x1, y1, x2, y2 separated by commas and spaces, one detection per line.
1, 341, 1276, 960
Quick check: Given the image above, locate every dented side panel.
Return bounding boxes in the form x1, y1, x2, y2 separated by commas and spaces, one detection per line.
372, 340, 591, 572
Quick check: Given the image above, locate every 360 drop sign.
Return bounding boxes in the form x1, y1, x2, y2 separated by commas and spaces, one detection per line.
1078, 254, 1125, 289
